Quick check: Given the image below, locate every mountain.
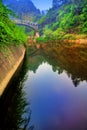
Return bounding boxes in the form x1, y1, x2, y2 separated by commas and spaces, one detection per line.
52, 0, 67, 8
41, 10, 48, 16
3, 0, 41, 21
39, 0, 69, 27
38, 0, 87, 35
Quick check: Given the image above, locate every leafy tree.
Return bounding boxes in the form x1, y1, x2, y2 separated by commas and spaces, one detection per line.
38, 0, 87, 38
0, 0, 27, 47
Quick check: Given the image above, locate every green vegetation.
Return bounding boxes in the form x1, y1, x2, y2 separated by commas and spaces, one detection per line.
0, 0, 27, 47
36, 36, 48, 43
38, 0, 87, 40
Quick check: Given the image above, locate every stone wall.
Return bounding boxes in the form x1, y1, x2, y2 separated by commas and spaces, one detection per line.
0, 45, 25, 96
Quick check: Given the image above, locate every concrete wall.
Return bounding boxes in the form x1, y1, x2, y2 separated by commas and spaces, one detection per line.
0, 45, 25, 96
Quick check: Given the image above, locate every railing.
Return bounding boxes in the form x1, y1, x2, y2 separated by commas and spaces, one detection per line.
12, 19, 38, 30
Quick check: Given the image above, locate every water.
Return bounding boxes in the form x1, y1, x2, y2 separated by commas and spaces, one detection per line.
0, 45, 87, 130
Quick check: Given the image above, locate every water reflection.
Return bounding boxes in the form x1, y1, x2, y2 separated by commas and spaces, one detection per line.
28, 46, 87, 87
24, 62, 87, 130
0, 54, 34, 130
0, 45, 87, 130
23, 47, 87, 130
41, 45, 87, 87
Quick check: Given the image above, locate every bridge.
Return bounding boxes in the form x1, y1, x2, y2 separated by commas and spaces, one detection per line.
13, 19, 38, 30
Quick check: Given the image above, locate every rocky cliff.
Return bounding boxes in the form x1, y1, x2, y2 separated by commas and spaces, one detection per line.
3, 0, 41, 20
52, 0, 68, 8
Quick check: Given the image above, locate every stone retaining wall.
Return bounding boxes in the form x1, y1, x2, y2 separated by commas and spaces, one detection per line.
0, 45, 25, 96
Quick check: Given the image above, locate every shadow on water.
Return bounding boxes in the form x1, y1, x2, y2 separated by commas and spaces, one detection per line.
0, 51, 34, 130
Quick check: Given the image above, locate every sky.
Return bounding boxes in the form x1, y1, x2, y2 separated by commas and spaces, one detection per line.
31, 0, 52, 10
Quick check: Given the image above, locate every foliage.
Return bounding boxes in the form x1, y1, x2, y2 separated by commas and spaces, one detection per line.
39, 0, 87, 39
0, 1, 27, 47
36, 37, 48, 43
3, 0, 41, 21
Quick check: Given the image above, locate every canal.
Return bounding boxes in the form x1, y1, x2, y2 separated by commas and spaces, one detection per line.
0, 44, 87, 130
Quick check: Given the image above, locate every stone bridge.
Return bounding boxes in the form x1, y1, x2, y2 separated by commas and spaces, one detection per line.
13, 19, 38, 30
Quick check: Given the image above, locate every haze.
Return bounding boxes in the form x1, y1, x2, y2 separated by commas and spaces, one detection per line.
31, 0, 52, 10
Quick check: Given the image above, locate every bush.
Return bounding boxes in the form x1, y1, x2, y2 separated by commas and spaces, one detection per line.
0, 1, 27, 47
36, 37, 48, 43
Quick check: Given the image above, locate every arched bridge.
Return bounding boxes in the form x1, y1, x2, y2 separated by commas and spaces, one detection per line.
13, 19, 38, 30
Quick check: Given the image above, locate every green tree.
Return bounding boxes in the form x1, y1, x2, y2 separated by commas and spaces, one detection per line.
0, 0, 27, 47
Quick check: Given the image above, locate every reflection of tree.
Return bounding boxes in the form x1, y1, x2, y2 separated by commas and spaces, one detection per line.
28, 58, 43, 73
20, 111, 34, 130
0, 54, 34, 130
42, 52, 64, 75
57, 66, 63, 74
45, 53, 81, 87
28, 50, 46, 73
21, 46, 87, 89
1, 45, 87, 129
73, 79, 80, 87
71, 76, 80, 87
52, 65, 63, 74
41, 46, 87, 87
28, 47, 64, 75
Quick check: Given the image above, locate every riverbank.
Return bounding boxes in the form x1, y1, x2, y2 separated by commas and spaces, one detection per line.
0, 45, 25, 96
35, 34, 87, 45
62, 38, 87, 48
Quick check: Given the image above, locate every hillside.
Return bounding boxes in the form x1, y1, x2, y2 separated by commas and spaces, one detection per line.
38, 0, 87, 39
0, 0, 27, 47
3, 0, 41, 21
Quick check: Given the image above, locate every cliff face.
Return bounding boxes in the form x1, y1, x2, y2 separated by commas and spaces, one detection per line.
3, 0, 41, 20
52, 0, 68, 8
